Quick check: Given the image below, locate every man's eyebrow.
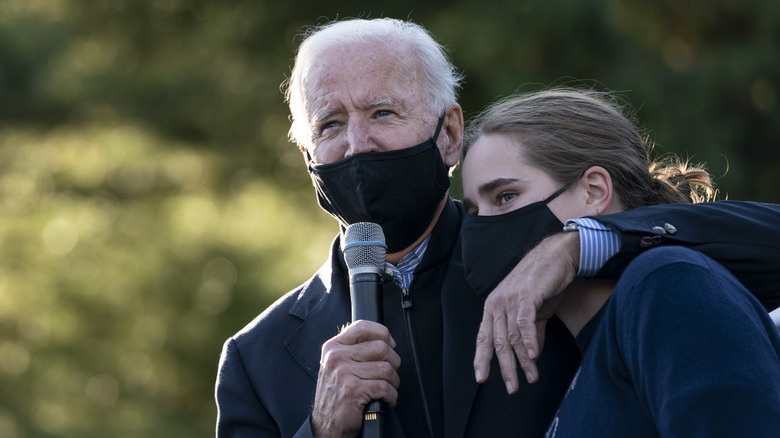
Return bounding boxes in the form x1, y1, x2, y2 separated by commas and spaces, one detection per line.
366, 98, 401, 109
311, 109, 337, 125
310, 99, 399, 124
478, 177, 519, 196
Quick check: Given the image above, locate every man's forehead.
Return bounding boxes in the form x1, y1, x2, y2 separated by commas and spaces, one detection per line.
304, 43, 419, 88
300, 42, 423, 120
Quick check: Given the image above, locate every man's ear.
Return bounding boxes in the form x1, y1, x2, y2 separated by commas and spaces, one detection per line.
299, 144, 312, 165
441, 104, 464, 168
580, 166, 614, 216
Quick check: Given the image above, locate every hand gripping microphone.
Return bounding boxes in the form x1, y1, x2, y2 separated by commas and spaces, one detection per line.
342, 222, 387, 438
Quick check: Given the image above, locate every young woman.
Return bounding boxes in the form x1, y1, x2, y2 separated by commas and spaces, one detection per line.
459, 88, 780, 437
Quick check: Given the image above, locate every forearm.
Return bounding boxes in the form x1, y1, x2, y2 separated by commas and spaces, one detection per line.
579, 201, 780, 309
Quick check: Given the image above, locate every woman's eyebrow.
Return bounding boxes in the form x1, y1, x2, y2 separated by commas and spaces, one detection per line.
478, 177, 519, 196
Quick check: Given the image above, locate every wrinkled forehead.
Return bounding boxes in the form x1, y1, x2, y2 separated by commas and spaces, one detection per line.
302, 38, 419, 84
301, 40, 424, 111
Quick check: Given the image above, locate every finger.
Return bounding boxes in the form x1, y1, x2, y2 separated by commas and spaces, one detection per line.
515, 305, 540, 362
492, 311, 521, 394
320, 354, 401, 403
356, 377, 400, 407
474, 311, 495, 383
323, 362, 399, 410
507, 318, 537, 385
342, 338, 401, 369
321, 342, 401, 395
339, 320, 396, 348
347, 360, 401, 389
510, 305, 541, 384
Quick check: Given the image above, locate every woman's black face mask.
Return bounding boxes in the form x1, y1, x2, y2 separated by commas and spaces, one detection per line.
307, 115, 450, 253
461, 185, 570, 296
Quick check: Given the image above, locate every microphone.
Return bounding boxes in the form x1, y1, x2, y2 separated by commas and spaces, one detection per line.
342, 222, 387, 438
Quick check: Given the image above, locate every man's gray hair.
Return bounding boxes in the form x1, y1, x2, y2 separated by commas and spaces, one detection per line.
283, 18, 464, 147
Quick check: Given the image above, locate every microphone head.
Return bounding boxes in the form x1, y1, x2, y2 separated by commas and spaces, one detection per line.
342, 222, 387, 271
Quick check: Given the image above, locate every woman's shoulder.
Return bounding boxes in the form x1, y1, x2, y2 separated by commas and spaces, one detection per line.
611, 246, 754, 319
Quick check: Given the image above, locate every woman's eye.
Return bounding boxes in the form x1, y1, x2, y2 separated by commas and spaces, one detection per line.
498, 192, 516, 206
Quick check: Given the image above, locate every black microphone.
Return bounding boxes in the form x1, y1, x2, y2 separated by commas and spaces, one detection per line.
342, 222, 387, 438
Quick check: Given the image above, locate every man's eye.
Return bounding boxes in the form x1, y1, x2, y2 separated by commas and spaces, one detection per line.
374, 110, 392, 118
321, 121, 339, 131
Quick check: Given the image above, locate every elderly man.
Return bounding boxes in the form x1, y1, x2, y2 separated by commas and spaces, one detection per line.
215, 18, 780, 438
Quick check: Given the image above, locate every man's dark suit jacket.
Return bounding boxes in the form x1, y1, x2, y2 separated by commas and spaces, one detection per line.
215, 199, 780, 438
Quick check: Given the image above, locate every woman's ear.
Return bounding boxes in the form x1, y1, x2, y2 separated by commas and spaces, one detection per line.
441, 104, 464, 168
580, 166, 614, 216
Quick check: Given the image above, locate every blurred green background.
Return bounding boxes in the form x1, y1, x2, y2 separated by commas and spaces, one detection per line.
0, 0, 777, 436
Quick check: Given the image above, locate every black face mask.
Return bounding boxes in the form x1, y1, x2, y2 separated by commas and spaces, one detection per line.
308, 116, 450, 253
461, 185, 569, 297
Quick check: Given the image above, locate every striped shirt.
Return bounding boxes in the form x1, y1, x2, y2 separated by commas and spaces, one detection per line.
386, 236, 431, 289
566, 218, 622, 277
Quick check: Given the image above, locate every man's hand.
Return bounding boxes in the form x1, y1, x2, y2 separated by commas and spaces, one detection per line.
473, 232, 580, 393
311, 320, 401, 438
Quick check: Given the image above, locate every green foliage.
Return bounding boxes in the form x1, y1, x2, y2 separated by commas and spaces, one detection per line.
0, 0, 777, 436
0, 122, 336, 437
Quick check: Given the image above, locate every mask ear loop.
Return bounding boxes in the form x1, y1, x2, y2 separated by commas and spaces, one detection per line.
543, 182, 574, 205
431, 113, 446, 142
304, 148, 319, 171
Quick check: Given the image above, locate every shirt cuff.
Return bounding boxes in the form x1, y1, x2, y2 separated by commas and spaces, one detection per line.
565, 218, 621, 277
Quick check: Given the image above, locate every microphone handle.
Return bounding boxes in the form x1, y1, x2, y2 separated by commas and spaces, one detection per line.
362, 400, 385, 438
350, 272, 383, 322
349, 272, 385, 438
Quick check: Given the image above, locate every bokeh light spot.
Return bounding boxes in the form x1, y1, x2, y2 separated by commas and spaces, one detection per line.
85, 374, 120, 407
42, 217, 79, 255
0, 342, 31, 376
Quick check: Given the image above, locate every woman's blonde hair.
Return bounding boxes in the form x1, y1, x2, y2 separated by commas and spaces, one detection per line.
463, 88, 716, 208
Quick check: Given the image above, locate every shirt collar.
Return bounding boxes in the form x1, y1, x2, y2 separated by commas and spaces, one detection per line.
386, 235, 431, 289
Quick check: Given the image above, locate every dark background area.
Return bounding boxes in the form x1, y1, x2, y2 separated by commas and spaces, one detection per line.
0, 0, 777, 436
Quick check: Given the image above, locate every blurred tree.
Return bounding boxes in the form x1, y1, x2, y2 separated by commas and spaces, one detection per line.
0, 0, 777, 436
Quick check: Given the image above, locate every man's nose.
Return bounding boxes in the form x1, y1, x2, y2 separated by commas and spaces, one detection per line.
344, 119, 379, 158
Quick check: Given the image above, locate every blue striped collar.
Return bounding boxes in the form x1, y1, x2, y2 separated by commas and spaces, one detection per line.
386, 236, 431, 289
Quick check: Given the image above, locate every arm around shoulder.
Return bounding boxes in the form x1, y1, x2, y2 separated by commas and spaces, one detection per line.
593, 200, 780, 309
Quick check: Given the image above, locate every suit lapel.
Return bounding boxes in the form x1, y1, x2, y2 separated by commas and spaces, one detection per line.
284, 236, 352, 380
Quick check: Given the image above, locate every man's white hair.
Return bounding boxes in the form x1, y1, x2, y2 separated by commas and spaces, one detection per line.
283, 18, 464, 148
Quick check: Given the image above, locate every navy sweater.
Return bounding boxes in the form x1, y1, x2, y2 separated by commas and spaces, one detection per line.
546, 246, 780, 437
